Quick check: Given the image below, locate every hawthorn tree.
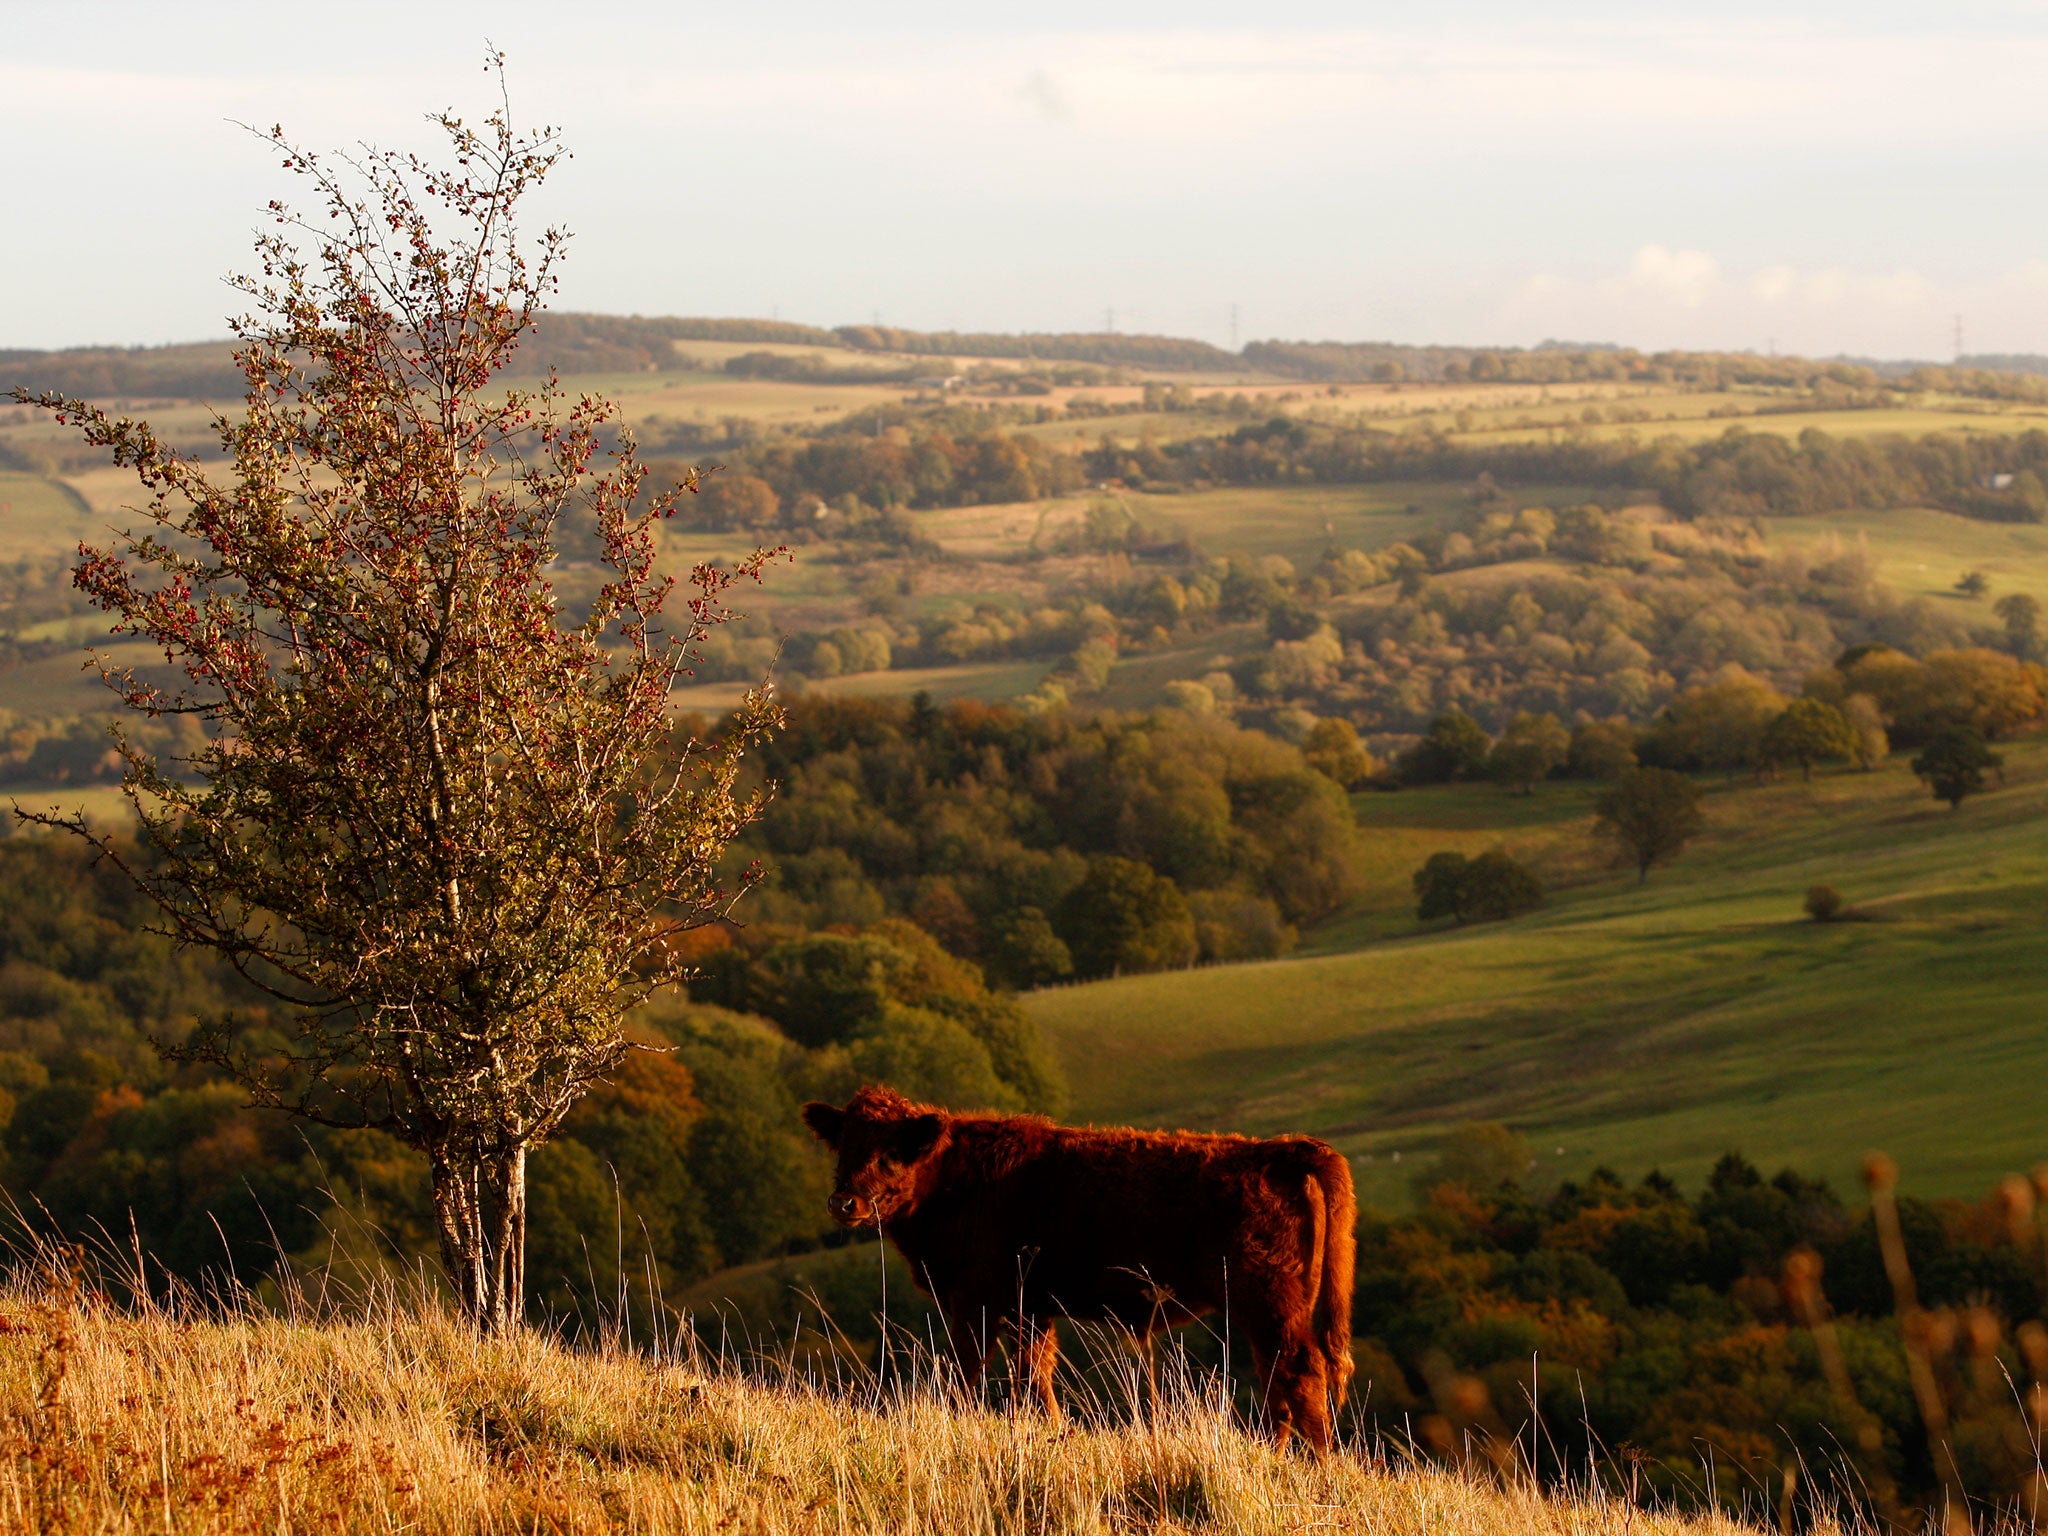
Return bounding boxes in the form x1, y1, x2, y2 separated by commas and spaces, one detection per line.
12, 70, 781, 1332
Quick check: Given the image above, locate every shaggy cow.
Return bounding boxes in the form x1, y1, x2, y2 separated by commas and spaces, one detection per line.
801, 1085, 1356, 1451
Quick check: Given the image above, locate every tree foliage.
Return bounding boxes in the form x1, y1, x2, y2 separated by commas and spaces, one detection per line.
738, 696, 1363, 972
1911, 729, 2003, 811
1488, 712, 1571, 794
1413, 850, 1543, 924
1594, 768, 1705, 882
1759, 697, 1855, 780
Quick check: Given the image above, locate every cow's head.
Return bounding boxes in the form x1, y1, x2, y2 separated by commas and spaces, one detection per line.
801, 1085, 950, 1229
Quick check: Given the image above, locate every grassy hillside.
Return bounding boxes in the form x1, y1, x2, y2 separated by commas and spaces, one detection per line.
1030, 739, 2048, 1208
0, 1282, 1788, 1534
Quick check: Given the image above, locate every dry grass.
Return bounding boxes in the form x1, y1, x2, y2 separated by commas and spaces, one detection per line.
0, 1272, 1804, 1536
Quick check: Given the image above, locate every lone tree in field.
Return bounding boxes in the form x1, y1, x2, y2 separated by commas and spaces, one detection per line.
1594, 767, 1704, 883
12, 71, 780, 1332
1911, 728, 2003, 811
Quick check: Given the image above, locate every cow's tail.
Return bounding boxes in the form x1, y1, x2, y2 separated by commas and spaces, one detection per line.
1299, 1141, 1357, 1398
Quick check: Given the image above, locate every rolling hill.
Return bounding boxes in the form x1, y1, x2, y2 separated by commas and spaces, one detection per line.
1029, 738, 2048, 1207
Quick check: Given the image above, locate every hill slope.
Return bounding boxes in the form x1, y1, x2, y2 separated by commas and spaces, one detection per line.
1030, 740, 2048, 1207
0, 1287, 1768, 1534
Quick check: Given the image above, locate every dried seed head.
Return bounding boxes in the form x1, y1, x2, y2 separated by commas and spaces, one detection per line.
2018, 1320, 2048, 1378
1448, 1375, 1490, 1420
1784, 1247, 1823, 1288
1909, 1308, 1957, 1357
1963, 1306, 2003, 1357
2001, 1173, 2036, 1216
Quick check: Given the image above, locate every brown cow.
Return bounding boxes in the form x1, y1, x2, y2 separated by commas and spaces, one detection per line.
801, 1085, 1356, 1451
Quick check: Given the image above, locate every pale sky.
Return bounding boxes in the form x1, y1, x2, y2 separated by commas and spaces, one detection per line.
7, 1, 2048, 359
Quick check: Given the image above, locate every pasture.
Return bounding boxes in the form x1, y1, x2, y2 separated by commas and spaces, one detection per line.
1772, 505, 2048, 606
1029, 738, 2048, 1208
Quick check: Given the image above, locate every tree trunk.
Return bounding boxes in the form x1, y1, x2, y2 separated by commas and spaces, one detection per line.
430, 1142, 528, 1333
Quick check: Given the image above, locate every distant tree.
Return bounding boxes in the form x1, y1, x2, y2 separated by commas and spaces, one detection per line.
1922, 648, 2044, 739
693, 471, 780, 531
983, 906, 1073, 990
1956, 570, 1991, 600
1759, 698, 1856, 781
1302, 717, 1379, 790
1804, 885, 1844, 922
1400, 710, 1493, 784
1419, 1122, 1530, 1198
1994, 592, 2043, 661
1187, 889, 1298, 962
1842, 693, 1889, 770
1595, 769, 1705, 883
1265, 600, 1323, 642
1568, 718, 1639, 780
1414, 852, 1475, 924
8, 86, 779, 1333
1911, 729, 2003, 811
1488, 712, 1570, 794
1651, 669, 1786, 779
1413, 850, 1541, 923
1463, 850, 1544, 919
1056, 856, 1198, 978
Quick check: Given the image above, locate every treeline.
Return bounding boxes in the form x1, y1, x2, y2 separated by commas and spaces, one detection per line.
16, 316, 2048, 402
726, 695, 1365, 978
1347, 1128, 2048, 1514
645, 417, 1088, 532
1243, 338, 2048, 399
1385, 642, 2040, 797
829, 326, 1233, 371
0, 343, 245, 404
1091, 417, 2048, 523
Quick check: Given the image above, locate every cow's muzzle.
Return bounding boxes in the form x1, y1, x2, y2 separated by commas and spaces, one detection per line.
828, 1192, 880, 1228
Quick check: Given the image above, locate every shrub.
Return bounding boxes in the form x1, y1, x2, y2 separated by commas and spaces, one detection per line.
1804, 885, 1844, 922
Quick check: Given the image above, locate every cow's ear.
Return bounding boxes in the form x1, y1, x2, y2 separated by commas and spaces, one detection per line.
801, 1101, 845, 1147
896, 1112, 947, 1163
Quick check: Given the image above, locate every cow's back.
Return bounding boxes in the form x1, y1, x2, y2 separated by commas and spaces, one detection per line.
893, 1120, 1322, 1328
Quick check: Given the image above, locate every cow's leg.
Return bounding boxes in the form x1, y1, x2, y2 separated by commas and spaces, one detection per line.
949, 1305, 1001, 1398
1006, 1318, 1062, 1422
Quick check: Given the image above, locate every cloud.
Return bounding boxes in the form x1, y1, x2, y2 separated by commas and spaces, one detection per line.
1495, 247, 2048, 357
1618, 246, 1721, 310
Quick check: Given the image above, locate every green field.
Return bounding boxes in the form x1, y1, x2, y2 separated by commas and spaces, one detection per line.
1772, 505, 2048, 606
1028, 739, 2048, 1208
0, 471, 98, 559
